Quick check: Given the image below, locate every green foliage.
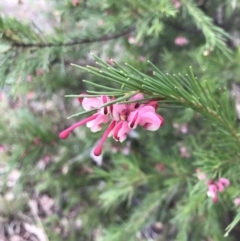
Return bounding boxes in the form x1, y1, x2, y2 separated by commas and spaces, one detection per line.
181, 0, 230, 55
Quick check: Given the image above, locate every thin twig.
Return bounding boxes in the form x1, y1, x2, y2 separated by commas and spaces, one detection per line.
12, 27, 135, 48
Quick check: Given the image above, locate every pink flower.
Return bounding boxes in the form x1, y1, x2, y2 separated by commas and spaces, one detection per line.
128, 105, 163, 131
36, 69, 44, 76
207, 184, 218, 203
82, 97, 101, 110
72, 0, 80, 6
128, 93, 144, 111
195, 168, 206, 180
60, 93, 164, 156
106, 58, 114, 66
234, 198, 240, 206
173, 122, 188, 134
174, 36, 189, 46
156, 163, 165, 172
111, 101, 163, 141
62, 95, 110, 134
216, 181, 225, 192
218, 178, 230, 187
0, 145, 6, 153
138, 108, 164, 131
128, 36, 138, 45
173, 0, 181, 8
86, 113, 109, 132
180, 123, 188, 134
215, 178, 230, 193
27, 75, 33, 82
206, 177, 230, 203
26, 92, 36, 100
113, 121, 131, 142
179, 146, 190, 158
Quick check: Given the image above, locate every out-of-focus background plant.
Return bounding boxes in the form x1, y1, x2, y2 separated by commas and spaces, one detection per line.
1, 0, 240, 241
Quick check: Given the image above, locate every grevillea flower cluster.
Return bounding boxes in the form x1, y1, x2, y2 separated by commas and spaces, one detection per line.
59, 93, 164, 156
196, 169, 231, 203
207, 178, 230, 203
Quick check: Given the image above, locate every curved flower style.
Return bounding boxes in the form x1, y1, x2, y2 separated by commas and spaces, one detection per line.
59, 93, 165, 156
59, 95, 111, 139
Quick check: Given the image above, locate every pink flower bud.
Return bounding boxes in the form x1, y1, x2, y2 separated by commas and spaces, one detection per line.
174, 36, 189, 46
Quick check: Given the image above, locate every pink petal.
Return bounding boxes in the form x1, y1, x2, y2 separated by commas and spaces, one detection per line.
174, 36, 189, 46
234, 198, 240, 206
130, 93, 144, 101
128, 93, 144, 110
128, 111, 140, 129
218, 178, 230, 187
86, 114, 109, 132
82, 97, 101, 110
113, 121, 131, 142
208, 184, 217, 193
212, 195, 218, 203
173, 0, 181, 8
207, 184, 218, 203
0, 145, 5, 152
145, 101, 158, 110
139, 112, 161, 131
99, 95, 111, 115
157, 114, 165, 126
216, 181, 225, 192
195, 169, 206, 180
198, 173, 206, 180
78, 92, 87, 104
138, 105, 156, 113
111, 104, 128, 121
